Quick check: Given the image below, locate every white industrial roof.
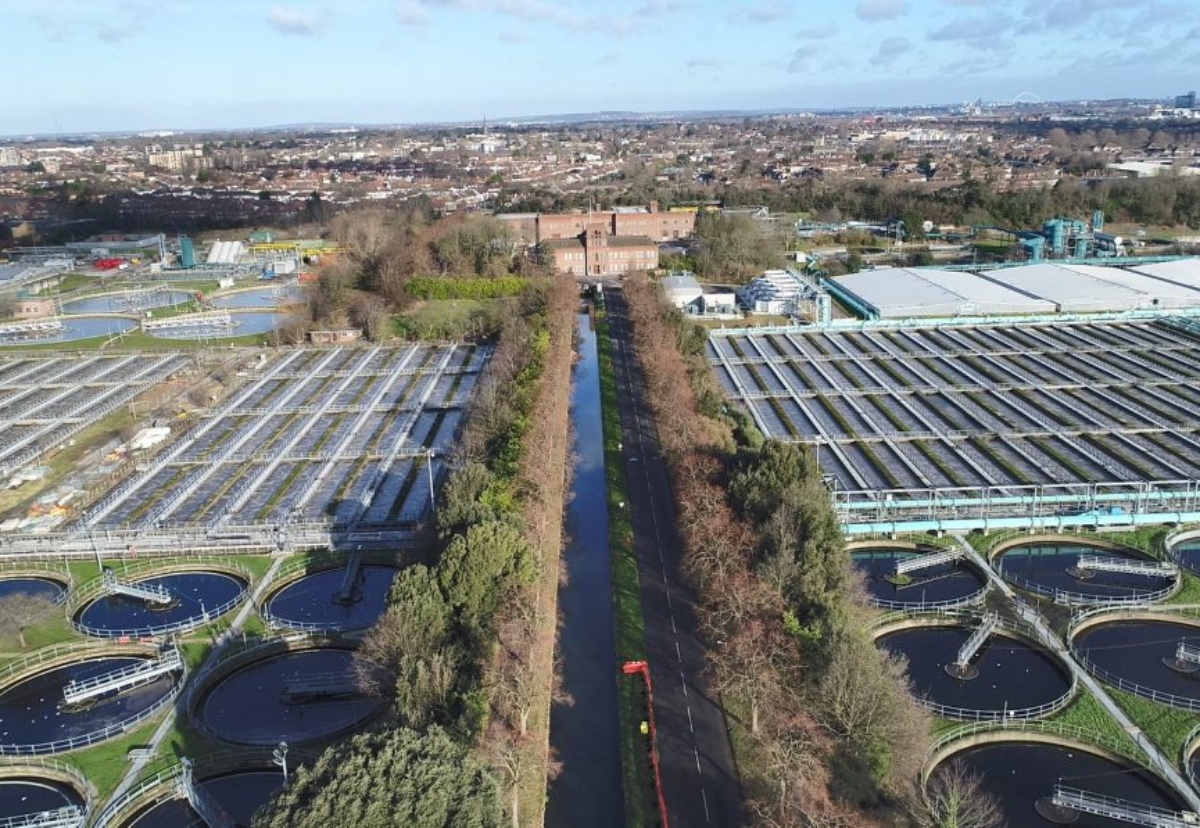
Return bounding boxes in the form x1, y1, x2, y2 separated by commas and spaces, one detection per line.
980, 263, 1158, 312
1126, 259, 1200, 291
831, 267, 1055, 318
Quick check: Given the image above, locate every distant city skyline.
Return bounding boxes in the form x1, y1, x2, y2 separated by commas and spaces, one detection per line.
3, 0, 1197, 135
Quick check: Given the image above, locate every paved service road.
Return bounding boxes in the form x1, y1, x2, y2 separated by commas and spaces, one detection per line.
605, 286, 743, 828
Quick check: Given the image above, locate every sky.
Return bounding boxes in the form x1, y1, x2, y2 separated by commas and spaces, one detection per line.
3, 0, 1199, 134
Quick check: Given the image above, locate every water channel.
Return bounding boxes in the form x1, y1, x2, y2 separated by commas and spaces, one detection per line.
545, 309, 623, 827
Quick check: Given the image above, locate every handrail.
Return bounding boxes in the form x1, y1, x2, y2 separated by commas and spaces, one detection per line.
1074, 648, 1200, 714
92, 746, 318, 828
922, 719, 1150, 784
1180, 721, 1200, 794
0, 647, 185, 756
66, 560, 253, 639
0, 756, 95, 820
1000, 566, 1179, 607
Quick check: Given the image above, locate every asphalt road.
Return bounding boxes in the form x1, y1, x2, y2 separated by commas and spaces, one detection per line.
605, 287, 744, 828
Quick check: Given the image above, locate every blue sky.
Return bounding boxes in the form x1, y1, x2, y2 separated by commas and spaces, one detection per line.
3, 0, 1199, 134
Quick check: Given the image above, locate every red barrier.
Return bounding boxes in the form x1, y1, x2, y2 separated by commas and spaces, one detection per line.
623, 660, 669, 828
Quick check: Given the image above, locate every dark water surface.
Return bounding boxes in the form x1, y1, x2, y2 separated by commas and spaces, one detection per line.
265, 566, 396, 631
195, 648, 384, 745
0, 777, 83, 819
879, 626, 1070, 714
77, 572, 246, 635
0, 578, 65, 604
0, 657, 175, 749
853, 548, 986, 607
546, 311, 623, 828
1074, 620, 1200, 702
998, 542, 1172, 601
950, 742, 1183, 826
127, 769, 286, 828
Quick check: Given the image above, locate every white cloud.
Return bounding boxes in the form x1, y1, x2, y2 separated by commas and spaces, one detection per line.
395, 0, 431, 26
856, 0, 907, 22
498, 27, 528, 42
266, 6, 326, 37
929, 13, 1014, 41
728, 1, 790, 24
796, 22, 838, 40
872, 36, 910, 65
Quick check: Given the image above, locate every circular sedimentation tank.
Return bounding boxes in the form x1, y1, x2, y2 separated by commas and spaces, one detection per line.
211, 287, 301, 309
877, 624, 1071, 717
852, 547, 985, 609
75, 570, 247, 638
997, 541, 1175, 603
145, 311, 281, 340
1170, 534, 1200, 576
1073, 618, 1200, 705
933, 741, 1184, 826
0, 577, 66, 604
263, 565, 397, 632
0, 316, 137, 346
60, 290, 192, 315
0, 776, 85, 822
124, 769, 285, 828
0, 652, 180, 754
193, 646, 385, 746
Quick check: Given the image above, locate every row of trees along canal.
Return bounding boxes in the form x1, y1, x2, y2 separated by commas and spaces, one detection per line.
621, 273, 1001, 827
250, 209, 577, 826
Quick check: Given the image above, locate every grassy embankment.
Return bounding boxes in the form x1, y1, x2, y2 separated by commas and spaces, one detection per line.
594, 302, 654, 828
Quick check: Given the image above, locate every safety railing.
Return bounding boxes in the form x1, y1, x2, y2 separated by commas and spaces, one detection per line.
1000, 567, 1179, 607
1074, 649, 1200, 714
92, 746, 317, 828
0, 756, 94, 824
1181, 721, 1200, 794
66, 560, 253, 640
922, 719, 1150, 784
0, 673, 182, 756
1167, 526, 1200, 576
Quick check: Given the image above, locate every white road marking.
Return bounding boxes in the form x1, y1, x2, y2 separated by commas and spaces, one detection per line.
675, 640, 682, 662
687, 705, 695, 733
694, 747, 702, 773
681, 673, 688, 696
702, 788, 711, 822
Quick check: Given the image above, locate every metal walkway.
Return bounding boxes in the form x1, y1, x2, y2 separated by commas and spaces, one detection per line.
280, 671, 360, 704
62, 646, 182, 706
894, 547, 964, 576
953, 612, 997, 670
1074, 556, 1177, 578
1175, 642, 1200, 666
332, 550, 364, 606
141, 311, 234, 331
102, 569, 172, 605
178, 758, 234, 828
0, 806, 86, 828
1051, 784, 1199, 827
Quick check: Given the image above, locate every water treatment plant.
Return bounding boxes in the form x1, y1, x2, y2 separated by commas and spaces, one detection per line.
712, 255, 1200, 825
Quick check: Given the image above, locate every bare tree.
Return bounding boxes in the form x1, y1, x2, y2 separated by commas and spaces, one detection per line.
0, 593, 58, 648
917, 761, 1003, 828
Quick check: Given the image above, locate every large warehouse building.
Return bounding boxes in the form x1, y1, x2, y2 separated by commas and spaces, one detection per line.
828, 259, 1200, 318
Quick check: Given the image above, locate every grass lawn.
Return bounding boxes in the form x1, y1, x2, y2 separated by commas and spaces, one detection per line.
67, 718, 165, 799
393, 299, 494, 340
595, 303, 654, 828
1049, 688, 1139, 756
1109, 687, 1200, 761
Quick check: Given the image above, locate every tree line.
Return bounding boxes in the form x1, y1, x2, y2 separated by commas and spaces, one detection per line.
619, 274, 991, 826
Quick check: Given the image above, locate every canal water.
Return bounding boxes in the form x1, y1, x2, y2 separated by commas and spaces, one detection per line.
546, 310, 623, 827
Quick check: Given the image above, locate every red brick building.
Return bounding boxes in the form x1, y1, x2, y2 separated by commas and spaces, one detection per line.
542, 224, 658, 277
498, 202, 695, 245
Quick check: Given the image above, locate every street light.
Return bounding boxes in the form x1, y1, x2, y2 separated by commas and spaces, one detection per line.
273, 741, 289, 784
426, 449, 437, 515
